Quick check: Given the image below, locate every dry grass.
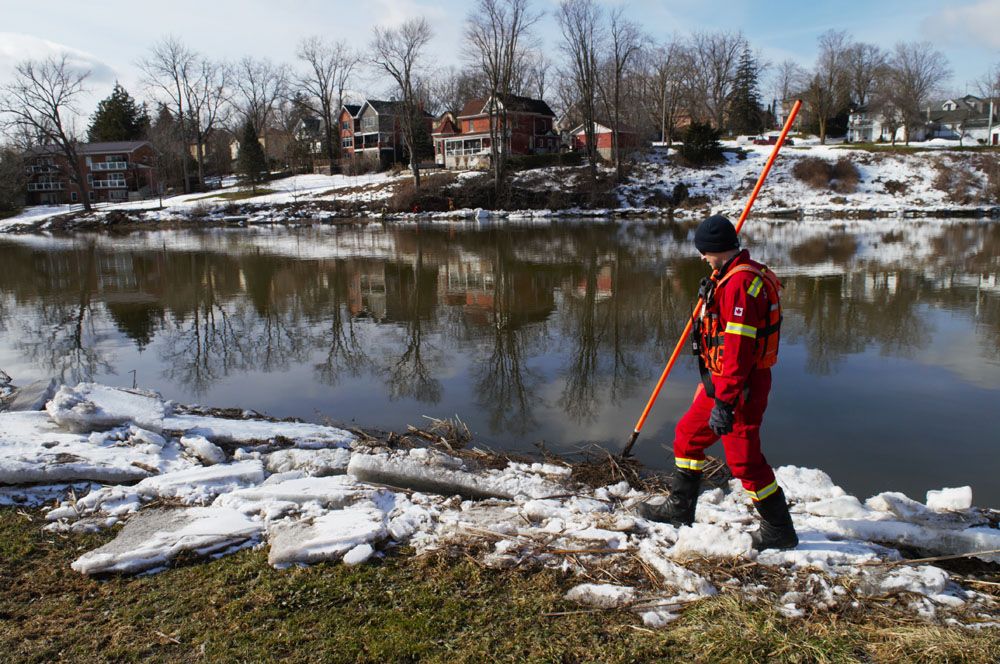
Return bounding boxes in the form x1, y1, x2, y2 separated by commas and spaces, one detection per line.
792, 157, 861, 193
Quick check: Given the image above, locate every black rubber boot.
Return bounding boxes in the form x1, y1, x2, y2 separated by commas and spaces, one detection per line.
636, 468, 701, 526
751, 487, 798, 551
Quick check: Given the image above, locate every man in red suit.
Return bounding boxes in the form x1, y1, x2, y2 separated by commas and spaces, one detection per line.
639, 215, 798, 551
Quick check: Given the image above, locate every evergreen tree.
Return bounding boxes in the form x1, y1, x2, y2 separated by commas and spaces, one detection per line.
87, 83, 150, 142
677, 122, 724, 167
728, 45, 763, 136
237, 121, 267, 193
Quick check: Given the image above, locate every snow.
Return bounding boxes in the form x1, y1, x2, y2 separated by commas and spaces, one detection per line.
565, 583, 636, 608
2, 380, 998, 627
927, 486, 974, 512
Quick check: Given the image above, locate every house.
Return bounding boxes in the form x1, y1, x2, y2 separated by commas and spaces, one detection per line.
25, 141, 159, 205
569, 122, 642, 160
433, 95, 559, 170
927, 95, 998, 144
848, 96, 998, 144
342, 100, 433, 170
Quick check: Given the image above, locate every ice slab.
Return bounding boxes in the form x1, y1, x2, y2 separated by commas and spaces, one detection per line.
7, 379, 57, 412
347, 449, 567, 500
214, 475, 387, 515
162, 415, 354, 449
0, 412, 169, 484
267, 506, 388, 567
71, 507, 262, 575
46, 383, 168, 433
265, 448, 351, 476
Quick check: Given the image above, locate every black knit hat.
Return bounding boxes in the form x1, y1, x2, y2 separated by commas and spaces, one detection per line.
694, 215, 740, 254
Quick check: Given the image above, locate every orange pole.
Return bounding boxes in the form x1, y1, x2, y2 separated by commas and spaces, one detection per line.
621, 99, 802, 457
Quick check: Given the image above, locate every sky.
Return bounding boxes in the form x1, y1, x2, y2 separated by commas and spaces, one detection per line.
0, 0, 998, 119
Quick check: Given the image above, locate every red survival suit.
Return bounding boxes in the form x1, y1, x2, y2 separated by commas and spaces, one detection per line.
673, 249, 782, 502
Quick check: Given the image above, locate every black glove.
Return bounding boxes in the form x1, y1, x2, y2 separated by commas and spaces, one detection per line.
709, 399, 735, 436
697, 276, 715, 302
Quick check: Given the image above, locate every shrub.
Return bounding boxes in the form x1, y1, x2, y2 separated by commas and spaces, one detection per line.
791, 157, 859, 193
676, 122, 724, 167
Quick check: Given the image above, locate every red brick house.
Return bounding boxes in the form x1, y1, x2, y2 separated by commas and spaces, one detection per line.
570, 122, 642, 160
338, 104, 362, 157
433, 95, 559, 170
25, 141, 160, 205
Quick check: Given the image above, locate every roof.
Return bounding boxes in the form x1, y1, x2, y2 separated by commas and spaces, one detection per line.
570, 122, 640, 136
342, 104, 362, 117
458, 95, 555, 118
362, 99, 433, 117
27, 140, 153, 157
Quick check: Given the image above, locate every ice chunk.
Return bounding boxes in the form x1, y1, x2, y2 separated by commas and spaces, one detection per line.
564, 583, 636, 608
0, 411, 169, 484
638, 541, 717, 596
866, 492, 932, 520
162, 414, 354, 449
265, 448, 351, 476
799, 495, 871, 519
71, 507, 262, 575
343, 543, 375, 565
135, 460, 265, 503
926, 487, 973, 512
347, 449, 567, 499
267, 506, 388, 567
775, 466, 846, 502
214, 475, 386, 514
46, 383, 167, 433
669, 523, 754, 560
6, 379, 57, 412
180, 435, 226, 465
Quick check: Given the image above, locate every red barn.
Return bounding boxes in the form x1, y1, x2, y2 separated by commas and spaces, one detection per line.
570, 122, 642, 160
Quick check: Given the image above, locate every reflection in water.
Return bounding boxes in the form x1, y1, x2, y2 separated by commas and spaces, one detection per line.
1, 220, 999, 500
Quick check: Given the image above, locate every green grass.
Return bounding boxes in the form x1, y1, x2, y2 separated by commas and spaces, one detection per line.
190, 188, 276, 202
2, 508, 998, 663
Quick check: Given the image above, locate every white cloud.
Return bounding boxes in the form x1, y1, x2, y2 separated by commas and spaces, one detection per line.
0, 32, 117, 84
922, 0, 1000, 49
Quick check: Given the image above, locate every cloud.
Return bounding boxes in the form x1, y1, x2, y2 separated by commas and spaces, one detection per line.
922, 0, 1000, 50
0, 32, 117, 84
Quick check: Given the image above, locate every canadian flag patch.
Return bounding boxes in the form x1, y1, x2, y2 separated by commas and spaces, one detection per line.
734, 306, 744, 317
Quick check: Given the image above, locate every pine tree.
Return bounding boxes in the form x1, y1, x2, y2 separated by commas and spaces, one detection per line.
87, 83, 150, 142
728, 45, 763, 136
237, 121, 267, 193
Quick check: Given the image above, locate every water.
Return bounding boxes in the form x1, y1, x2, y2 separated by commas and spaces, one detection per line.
1, 218, 998, 504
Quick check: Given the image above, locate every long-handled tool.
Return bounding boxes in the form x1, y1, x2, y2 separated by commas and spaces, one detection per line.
620, 99, 803, 458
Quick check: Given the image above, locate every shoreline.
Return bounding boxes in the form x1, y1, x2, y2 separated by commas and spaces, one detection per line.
0, 379, 998, 635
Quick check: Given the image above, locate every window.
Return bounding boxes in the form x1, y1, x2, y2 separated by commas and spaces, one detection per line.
467, 120, 473, 132
71, 191, 78, 202
342, 121, 350, 130
342, 137, 353, 148
361, 115, 378, 133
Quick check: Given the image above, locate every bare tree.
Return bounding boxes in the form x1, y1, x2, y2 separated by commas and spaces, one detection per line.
888, 41, 951, 144
637, 38, 691, 147
596, 7, 643, 181
522, 51, 551, 101
771, 58, 807, 109
688, 30, 744, 129
429, 66, 488, 114
465, 0, 541, 194
296, 37, 361, 166
185, 58, 232, 189
845, 42, 887, 108
371, 18, 434, 187
802, 29, 851, 144
975, 61, 1000, 100
557, 0, 603, 184
0, 55, 93, 211
233, 57, 289, 140
139, 36, 196, 193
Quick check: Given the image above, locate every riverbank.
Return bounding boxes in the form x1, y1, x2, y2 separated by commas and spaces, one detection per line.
1, 378, 998, 660
3, 144, 998, 233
